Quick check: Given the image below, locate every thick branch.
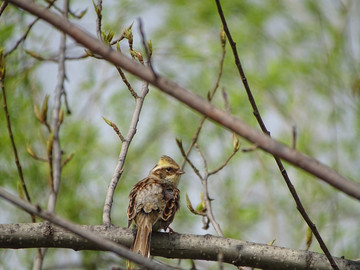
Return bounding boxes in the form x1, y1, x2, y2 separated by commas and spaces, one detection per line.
0, 223, 358, 270
0, 187, 171, 270
7, 0, 360, 201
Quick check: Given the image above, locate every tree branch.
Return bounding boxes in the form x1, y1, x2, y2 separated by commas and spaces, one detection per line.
33, 1, 69, 269
0, 187, 171, 270
0, 222, 358, 270
7, 0, 360, 201
214, 1, 340, 270
0, 54, 34, 213
47, 0, 68, 215
102, 81, 149, 225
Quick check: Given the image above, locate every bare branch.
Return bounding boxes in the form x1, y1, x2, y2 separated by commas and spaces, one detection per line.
62, 86, 72, 114
181, 28, 226, 169
115, 65, 138, 98
0, 0, 8, 16
292, 125, 297, 149
110, 22, 133, 46
176, 139, 203, 180
48, 2, 87, 19
33, 1, 69, 268
195, 144, 224, 237
0, 187, 171, 270
5, 0, 57, 56
102, 81, 149, 226
7, 0, 360, 201
221, 87, 230, 113
0, 52, 35, 221
138, 18, 156, 76
179, 140, 224, 236
47, 0, 68, 214
102, 117, 126, 142
0, 221, 359, 270
25, 50, 89, 62
214, 1, 340, 269
208, 148, 237, 176
94, 0, 102, 40
185, 194, 206, 216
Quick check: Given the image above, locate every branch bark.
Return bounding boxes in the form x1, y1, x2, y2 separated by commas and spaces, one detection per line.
0, 187, 170, 270
7, 0, 360, 201
0, 223, 358, 270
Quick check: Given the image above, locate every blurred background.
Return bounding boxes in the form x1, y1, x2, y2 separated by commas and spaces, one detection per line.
0, 0, 359, 269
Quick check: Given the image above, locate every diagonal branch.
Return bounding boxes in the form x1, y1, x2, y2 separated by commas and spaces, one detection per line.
180, 28, 226, 169
0, 0, 8, 16
102, 81, 149, 226
4, 0, 56, 56
0, 53, 34, 220
214, 1, 339, 269
7, 0, 360, 202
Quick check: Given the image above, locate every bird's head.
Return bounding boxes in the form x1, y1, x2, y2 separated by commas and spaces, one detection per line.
149, 155, 185, 186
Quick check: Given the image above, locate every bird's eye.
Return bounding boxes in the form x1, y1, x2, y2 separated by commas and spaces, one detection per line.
166, 167, 172, 172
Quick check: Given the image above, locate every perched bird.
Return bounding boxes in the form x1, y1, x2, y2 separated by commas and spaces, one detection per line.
127, 155, 184, 258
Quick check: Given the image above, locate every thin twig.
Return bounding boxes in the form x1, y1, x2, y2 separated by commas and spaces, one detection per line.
214, 1, 339, 270
95, 0, 102, 40
5, 1, 56, 56
61, 153, 74, 168
222, 87, 230, 113
177, 40, 231, 236
47, 0, 68, 214
25, 51, 89, 62
110, 22, 133, 46
176, 140, 203, 180
208, 149, 237, 176
49, 2, 86, 19
115, 66, 138, 98
34, 1, 69, 269
185, 194, 207, 217
102, 117, 126, 142
102, 81, 149, 226
1, 59, 35, 222
62, 86, 71, 114
180, 30, 226, 169
138, 18, 156, 76
0, 0, 8, 16
292, 125, 297, 149
214, 1, 268, 135
5, 18, 39, 56
195, 144, 224, 237
110, 33, 126, 46
178, 139, 225, 236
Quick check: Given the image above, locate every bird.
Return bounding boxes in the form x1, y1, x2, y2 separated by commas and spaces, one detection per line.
127, 155, 185, 258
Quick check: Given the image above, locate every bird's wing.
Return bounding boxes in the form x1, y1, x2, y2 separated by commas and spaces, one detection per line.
127, 177, 165, 227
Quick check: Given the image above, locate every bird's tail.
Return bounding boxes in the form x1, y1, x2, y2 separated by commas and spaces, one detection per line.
127, 216, 153, 270
132, 218, 152, 257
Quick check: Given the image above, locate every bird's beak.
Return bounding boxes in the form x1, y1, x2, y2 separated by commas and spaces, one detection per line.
177, 169, 185, 175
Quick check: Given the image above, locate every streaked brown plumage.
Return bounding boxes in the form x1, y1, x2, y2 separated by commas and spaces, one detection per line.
127, 155, 184, 258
